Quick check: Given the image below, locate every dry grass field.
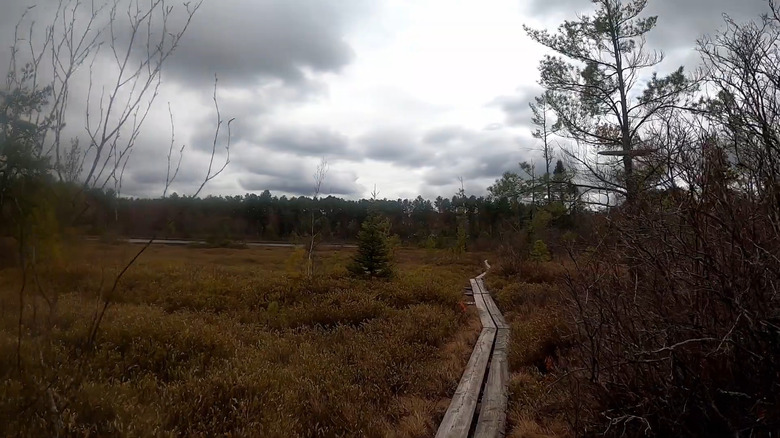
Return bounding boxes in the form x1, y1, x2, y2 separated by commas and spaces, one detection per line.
487, 261, 573, 438
0, 241, 488, 437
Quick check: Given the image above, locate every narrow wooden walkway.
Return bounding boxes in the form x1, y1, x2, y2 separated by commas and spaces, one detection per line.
436, 261, 509, 438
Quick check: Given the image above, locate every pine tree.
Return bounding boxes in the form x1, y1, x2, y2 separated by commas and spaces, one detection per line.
525, 0, 693, 202
348, 212, 393, 278
530, 239, 551, 262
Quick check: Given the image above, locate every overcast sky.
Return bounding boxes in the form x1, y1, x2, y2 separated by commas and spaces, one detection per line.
1, 0, 768, 199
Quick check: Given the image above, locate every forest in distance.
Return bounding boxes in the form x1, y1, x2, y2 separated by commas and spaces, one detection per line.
77, 163, 579, 245
3, 0, 780, 436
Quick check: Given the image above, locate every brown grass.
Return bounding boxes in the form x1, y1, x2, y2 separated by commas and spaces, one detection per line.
0, 242, 485, 437
487, 259, 573, 438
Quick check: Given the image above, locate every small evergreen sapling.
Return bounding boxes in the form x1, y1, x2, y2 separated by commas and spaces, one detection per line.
349, 212, 393, 278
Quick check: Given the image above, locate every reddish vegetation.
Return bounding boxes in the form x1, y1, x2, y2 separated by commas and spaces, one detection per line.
1, 242, 488, 437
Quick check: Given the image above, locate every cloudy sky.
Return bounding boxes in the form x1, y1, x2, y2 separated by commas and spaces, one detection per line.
1, 0, 768, 199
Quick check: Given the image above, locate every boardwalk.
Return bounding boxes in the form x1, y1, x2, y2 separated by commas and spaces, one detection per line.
436, 262, 509, 438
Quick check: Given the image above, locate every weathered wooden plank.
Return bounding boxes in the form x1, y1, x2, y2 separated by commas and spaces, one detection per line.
476, 260, 491, 279
470, 278, 483, 294
438, 266, 508, 438
474, 328, 509, 438
475, 278, 487, 294
471, 283, 497, 329
482, 292, 508, 330
474, 278, 508, 329
435, 327, 497, 438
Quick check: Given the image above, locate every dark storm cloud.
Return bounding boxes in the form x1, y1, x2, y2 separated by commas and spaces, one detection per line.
118, 134, 233, 198
239, 176, 316, 195
179, 121, 355, 197
1, 0, 369, 87
128, 156, 208, 186
162, 0, 372, 87
184, 78, 332, 155
424, 172, 456, 187
1, 0, 371, 199
232, 147, 308, 179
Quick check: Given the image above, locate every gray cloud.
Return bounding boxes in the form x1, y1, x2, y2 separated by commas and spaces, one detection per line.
232, 147, 307, 179
524, 0, 768, 53
262, 125, 350, 156
224, 141, 362, 197
162, 0, 372, 87
418, 127, 533, 189
6, 0, 770, 201
489, 86, 540, 127
238, 169, 362, 197
358, 128, 434, 165
646, 0, 767, 48
0, 0, 368, 88
422, 126, 472, 144
184, 79, 332, 154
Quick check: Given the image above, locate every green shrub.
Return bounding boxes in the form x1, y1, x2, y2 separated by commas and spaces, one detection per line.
349, 212, 393, 278
530, 239, 551, 262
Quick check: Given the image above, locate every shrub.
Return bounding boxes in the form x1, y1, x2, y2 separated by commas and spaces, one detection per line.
562, 195, 780, 436
348, 212, 393, 278
494, 282, 561, 315
529, 239, 551, 262
507, 309, 566, 372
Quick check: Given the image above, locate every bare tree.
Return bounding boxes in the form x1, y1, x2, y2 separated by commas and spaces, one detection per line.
1, 0, 237, 354
306, 157, 328, 278
530, 92, 559, 204
7, 0, 202, 193
86, 75, 231, 348
698, 3, 780, 223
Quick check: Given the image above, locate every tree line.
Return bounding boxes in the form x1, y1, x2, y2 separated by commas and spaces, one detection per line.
80, 186, 581, 247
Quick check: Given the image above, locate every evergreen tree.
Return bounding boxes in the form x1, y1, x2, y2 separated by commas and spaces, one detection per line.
530, 239, 551, 262
348, 211, 393, 278
525, 0, 693, 202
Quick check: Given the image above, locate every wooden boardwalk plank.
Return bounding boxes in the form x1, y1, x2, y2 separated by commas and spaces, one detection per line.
472, 278, 483, 294
435, 327, 497, 438
476, 260, 491, 279
437, 266, 508, 438
482, 292, 508, 330
475, 278, 488, 295
471, 281, 497, 329
474, 328, 509, 438
475, 278, 507, 330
